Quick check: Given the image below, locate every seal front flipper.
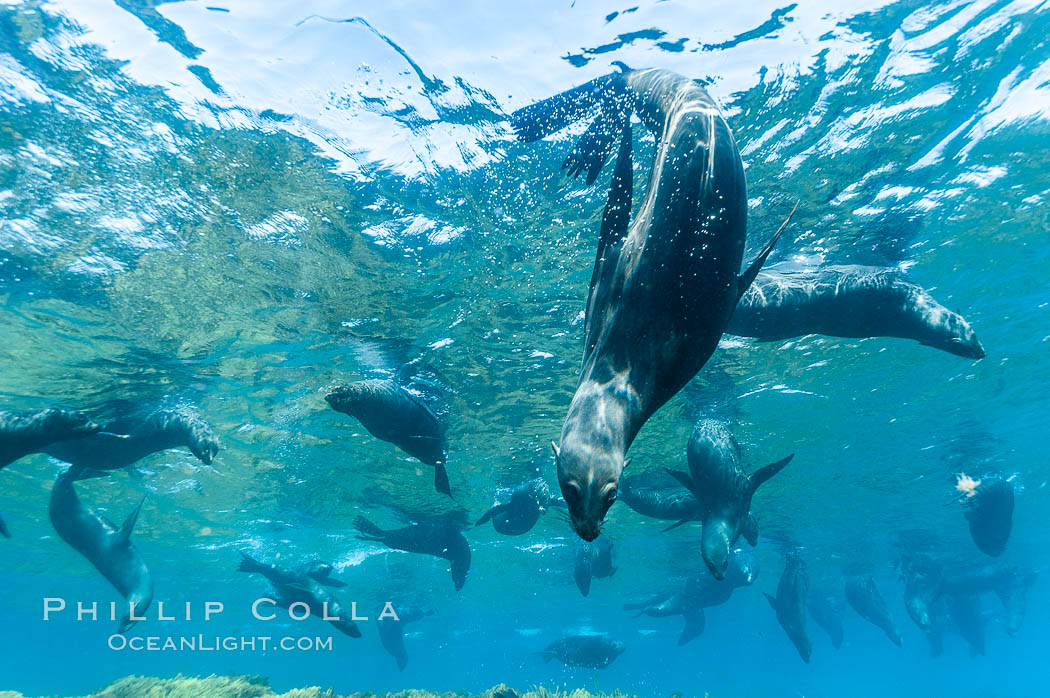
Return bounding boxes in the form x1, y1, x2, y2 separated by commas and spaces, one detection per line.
749, 454, 794, 493
678, 608, 706, 646
118, 496, 145, 543
741, 514, 759, 547
563, 108, 628, 185
764, 592, 779, 611
661, 519, 691, 533
737, 204, 797, 302
237, 551, 268, 575
434, 463, 452, 498
664, 468, 696, 495
0, 513, 9, 539
353, 515, 388, 542
475, 503, 509, 527
510, 73, 624, 143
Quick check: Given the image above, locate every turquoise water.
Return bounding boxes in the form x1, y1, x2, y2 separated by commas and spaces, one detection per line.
1, 1, 1049, 696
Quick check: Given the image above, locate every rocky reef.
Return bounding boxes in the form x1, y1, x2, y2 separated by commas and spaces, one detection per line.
0, 674, 644, 698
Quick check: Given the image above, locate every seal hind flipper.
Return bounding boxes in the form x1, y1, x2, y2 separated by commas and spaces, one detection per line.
678, 608, 706, 645
0, 513, 9, 538
475, 503, 509, 527
737, 203, 797, 302
749, 454, 794, 493
237, 551, 267, 575
741, 514, 759, 546
661, 519, 691, 533
664, 468, 696, 495
117, 496, 145, 543
764, 592, 779, 611
353, 515, 387, 541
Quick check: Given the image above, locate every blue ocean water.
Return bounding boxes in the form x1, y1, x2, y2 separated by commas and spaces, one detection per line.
1, 1, 1049, 696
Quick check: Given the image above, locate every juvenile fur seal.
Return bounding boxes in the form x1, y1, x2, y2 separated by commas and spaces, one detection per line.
237, 553, 361, 638
45, 406, 219, 472
376, 601, 434, 671
765, 550, 811, 663
940, 564, 1036, 636
666, 418, 792, 578
900, 552, 943, 635
955, 473, 1014, 556
728, 266, 985, 359
617, 472, 702, 524
354, 515, 470, 590
573, 536, 616, 597
844, 574, 902, 647
807, 592, 845, 649
327, 369, 451, 496
537, 634, 625, 669
48, 466, 153, 633
513, 67, 787, 541
475, 477, 562, 535
1, 408, 101, 537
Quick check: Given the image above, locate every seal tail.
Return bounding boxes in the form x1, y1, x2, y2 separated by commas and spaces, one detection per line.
737, 203, 797, 302
749, 454, 794, 494
353, 515, 387, 541
510, 73, 624, 143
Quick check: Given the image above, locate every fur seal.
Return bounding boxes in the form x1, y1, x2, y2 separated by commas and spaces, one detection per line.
940, 564, 1036, 636
475, 477, 562, 535
536, 634, 625, 669
327, 368, 451, 496
237, 553, 361, 638
573, 536, 616, 597
666, 418, 792, 578
513, 67, 787, 541
376, 601, 434, 671
900, 551, 943, 635
624, 546, 756, 645
354, 515, 470, 590
728, 265, 985, 359
955, 473, 1014, 556
48, 466, 153, 633
45, 406, 219, 472
844, 574, 902, 647
765, 550, 811, 663
1, 408, 101, 537
807, 592, 845, 650
617, 472, 702, 525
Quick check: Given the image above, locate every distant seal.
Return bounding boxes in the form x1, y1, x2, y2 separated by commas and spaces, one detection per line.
375, 601, 434, 671
666, 418, 792, 578
327, 367, 451, 496
940, 564, 1036, 636
237, 552, 361, 639
946, 593, 986, 657
1, 408, 100, 537
955, 473, 1014, 556
536, 634, 625, 669
354, 515, 470, 590
48, 466, 153, 633
475, 477, 562, 535
807, 592, 845, 650
728, 266, 985, 359
45, 406, 219, 472
765, 550, 811, 663
513, 67, 787, 541
573, 536, 616, 597
617, 472, 702, 525
844, 574, 902, 647
624, 546, 756, 645
900, 551, 943, 635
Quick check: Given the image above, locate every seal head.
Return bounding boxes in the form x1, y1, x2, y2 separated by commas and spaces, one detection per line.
553, 440, 623, 541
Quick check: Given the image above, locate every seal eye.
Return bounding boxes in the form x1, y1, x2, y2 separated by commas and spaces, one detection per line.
601, 482, 618, 505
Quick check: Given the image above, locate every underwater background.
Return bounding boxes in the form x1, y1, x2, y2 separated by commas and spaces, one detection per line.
1, 1, 1049, 696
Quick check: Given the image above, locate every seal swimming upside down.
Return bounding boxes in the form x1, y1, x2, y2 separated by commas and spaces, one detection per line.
475, 477, 562, 536
536, 634, 625, 669
48, 466, 153, 633
765, 549, 812, 663
666, 417, 792, 579
1, 408, 100, 537
513, 67, 788, 541
375, 600, 434, 671
327, 368, 451, 496
354, 515, 470, 590
844, 574, 903, 648
728, 265, 985, 359
237, 552, 362, 638
44, 405, 219, 473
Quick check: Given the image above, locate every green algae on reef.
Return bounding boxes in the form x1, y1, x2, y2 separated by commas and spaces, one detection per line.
0, 674, 646, 698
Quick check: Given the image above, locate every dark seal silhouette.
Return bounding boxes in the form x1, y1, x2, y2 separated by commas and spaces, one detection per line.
45, 405, 219, 473
237, 552, 361, 639
327, 367, 451, 496
475, 477, 561, 535
573, 536, 616, 597
807, 592, 845, 650
1, 408, 100, 537
666, 418, 792, 578
728, 265, 985, 359
765, 550, 811, 663
536, 634, 625, 669
617, 471, 702, 525
956, 474, 1014, 557
354, 515, 470, 591
375, 601, 434, 671
48, 466, 153, 633
513, 67, 788, 541
844, 574, 902, 647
